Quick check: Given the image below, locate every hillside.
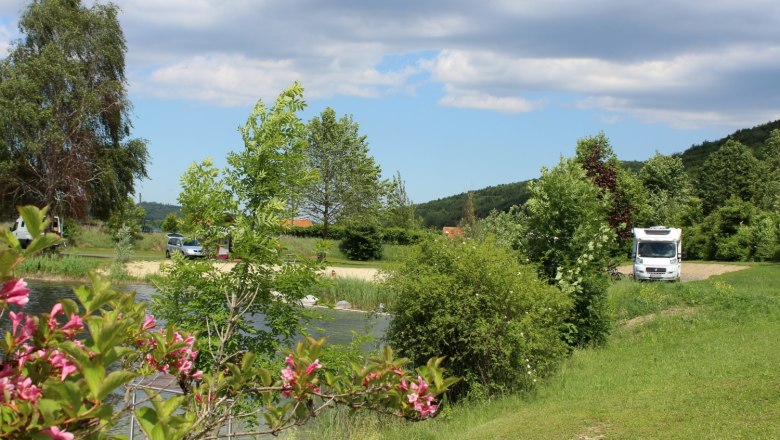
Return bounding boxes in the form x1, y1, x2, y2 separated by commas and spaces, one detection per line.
676, 119, 780, 172
140, 201, 181, 224
416, 119, 780, 228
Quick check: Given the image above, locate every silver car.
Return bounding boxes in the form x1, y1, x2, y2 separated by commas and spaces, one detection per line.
165, 237, 204, 259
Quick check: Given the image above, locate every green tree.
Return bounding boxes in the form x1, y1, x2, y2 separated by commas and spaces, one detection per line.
227, 82, 312, 218
639, 152, 695, 226
382, 171, 421, 229
697, 140, 760, 214
755, 129, 780, 212
105, 195, 145, 240
524, 158, 614, 346
302, 107, 384, 237
0, 0, 148, 220
161, 212, 180, 233
460, 191, 477, 227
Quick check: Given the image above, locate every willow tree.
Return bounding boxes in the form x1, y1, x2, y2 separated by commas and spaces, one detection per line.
0, 0, 148, 219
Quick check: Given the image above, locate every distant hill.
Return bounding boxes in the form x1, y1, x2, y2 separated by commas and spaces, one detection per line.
676, 119, 780, 173
140, 202, 181, 224
416, 119, 780, 228
415, 181, 531, 229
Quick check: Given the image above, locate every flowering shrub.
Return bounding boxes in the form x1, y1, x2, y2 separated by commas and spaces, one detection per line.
0, 206, 457, 439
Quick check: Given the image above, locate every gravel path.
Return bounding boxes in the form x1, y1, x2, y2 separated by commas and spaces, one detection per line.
126, 261, 746, 283
617, 262, 749, 282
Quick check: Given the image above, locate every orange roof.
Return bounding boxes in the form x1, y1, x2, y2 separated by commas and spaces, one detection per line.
282, 219, 314, 228
442, 226, 464, 238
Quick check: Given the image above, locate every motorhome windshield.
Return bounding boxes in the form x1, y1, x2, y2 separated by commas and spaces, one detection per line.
638, 242, 676, 258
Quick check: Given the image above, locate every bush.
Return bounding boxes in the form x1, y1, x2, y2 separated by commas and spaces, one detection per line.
382, 227, 425, 245
339, 224, 383, 261
385, 236, 571, 401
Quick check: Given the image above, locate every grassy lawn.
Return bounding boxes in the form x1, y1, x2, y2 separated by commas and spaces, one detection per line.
309, 264, 780, 439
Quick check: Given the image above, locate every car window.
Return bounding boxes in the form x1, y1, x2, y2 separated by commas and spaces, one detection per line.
183, 239, 200, 246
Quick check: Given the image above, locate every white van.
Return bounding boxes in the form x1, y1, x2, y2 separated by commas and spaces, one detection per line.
631, 227, 682, 281
11, 215, 63, 248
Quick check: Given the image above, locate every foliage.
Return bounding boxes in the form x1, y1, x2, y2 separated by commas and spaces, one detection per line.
639, 152, 696, 227
139, 202, 182, 224
15, 254, 104, 278
415, 181, 532, 229
0, 0, 148, 220
105, 195, 146, 240
574, 132, 642, 243
226, 82, 313, 219
339, 223, 384, 261
160, 213, 180, 233
459, 191, 477, 228
385, 236, 571, 401
696, 140, 760, 214
383, 171, 422, 229
311, 277, 391, 311
464, 207, 526, 252
302, 107, 385, 237
1, 206, 457, 438
524, 157, 615, 346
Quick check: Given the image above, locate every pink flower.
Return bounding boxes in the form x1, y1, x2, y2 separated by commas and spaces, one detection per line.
192, 370, 203, 381
281, 366, 296, 385
284, 354, 296, 368
61, 314, 83, 335
141, 314, 156, 331
305, 359, 322, 375
48, 303, 63, 330
41, 426, 74, 440
47, 350, 77, 381
1, 279, 29, 306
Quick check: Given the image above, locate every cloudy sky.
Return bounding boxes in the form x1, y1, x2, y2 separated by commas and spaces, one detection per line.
2, 0, 779, 205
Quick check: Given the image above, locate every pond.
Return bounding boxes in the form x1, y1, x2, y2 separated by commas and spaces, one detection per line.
3, 280, 389, 349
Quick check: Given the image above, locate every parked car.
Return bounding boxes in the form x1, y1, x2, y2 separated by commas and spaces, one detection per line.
165, 237, 204, 259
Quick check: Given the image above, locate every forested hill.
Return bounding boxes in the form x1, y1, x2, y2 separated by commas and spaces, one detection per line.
140, 202, 180, 223
415, 181, 531, 228
677, 119, 780, 172
416, 118, 780, 228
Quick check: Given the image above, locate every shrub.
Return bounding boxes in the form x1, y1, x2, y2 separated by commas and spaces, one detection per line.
339, 224, 383, 261
385, 236, 571, 401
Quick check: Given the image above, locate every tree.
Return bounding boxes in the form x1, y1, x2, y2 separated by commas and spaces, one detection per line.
524, 158, 614, 346
226, 82, 312, 219
639, 152, 695, 226
382, 171, 421, 229
0, 0, 148, 220
302, 107, 384, 237
574, 132, 642, 241
697, 140, 760, 214
161, 212, 180, 233
105, 195, 145, 240
755, 129, 780, 212
460, 191, 476, 227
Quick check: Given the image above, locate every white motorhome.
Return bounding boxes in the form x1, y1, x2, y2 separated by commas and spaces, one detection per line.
631, 227, 682, 281
11, 215, 63, 248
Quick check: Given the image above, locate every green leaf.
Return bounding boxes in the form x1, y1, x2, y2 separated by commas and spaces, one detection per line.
97, 371, 137, 400
18, 205, 48, 238
83, 364, 106, 399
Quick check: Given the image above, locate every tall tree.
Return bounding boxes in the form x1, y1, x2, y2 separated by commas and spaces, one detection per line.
639, 152, 696, 226
302, 107, 383, 237
0, 0, 148, 219
460, 191, 476, 227
382, 171, 420, 229
697, 140, 760, 214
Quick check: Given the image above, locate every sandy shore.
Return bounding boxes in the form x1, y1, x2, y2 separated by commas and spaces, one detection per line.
122, 260, 382, 281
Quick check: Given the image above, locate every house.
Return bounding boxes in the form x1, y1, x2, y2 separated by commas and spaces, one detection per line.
282, 219, 314, 228
442, 226, 464, 239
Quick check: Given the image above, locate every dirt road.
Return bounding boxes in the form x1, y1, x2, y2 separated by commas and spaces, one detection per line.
617, 262, 748, 282
127, 261, 742, 283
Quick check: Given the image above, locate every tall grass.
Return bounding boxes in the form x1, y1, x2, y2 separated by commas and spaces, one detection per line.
312, 264, 780, 439
16, 254, 105, 278
310, 278, 391, 311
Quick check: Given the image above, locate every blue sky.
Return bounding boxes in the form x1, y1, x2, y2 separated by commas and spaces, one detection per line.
2, 0, 780, 205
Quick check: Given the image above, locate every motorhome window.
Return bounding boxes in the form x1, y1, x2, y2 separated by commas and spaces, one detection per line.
638, 242, 676, 258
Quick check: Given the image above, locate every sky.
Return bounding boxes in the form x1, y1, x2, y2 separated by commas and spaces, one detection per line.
1, 0, 780, 205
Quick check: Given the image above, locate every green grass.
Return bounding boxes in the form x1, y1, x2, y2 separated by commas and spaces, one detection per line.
281, 235, 409, 269
310, 264, 780, 439
310, 278, 392, 311
15, 254, 107, 278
